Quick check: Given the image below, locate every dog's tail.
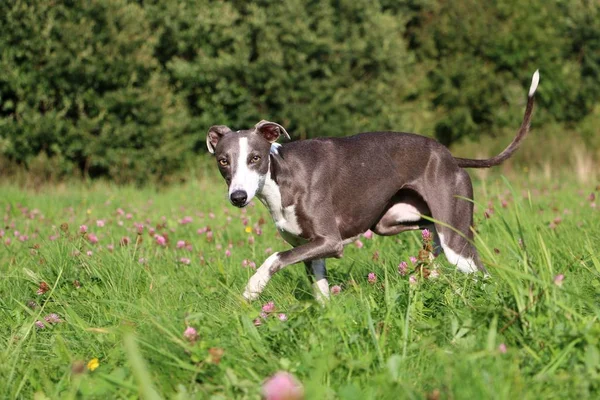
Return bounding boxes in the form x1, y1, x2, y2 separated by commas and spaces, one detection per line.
454, 70, 539, 169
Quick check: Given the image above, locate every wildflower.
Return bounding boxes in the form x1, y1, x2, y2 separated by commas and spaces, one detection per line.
245, 226, 252, 233
176, 240, 186, 249
331, 285, 342, 295
262, 301, 275, 314
554, 274, 565, 287
86, 250, 93, 257
96, 220, 105, 227
4, 238, 10, 245
155, 235, 167, 246
368, 272, 377, 284
44, 313, 62, 324
498, 343, 507, 354
265, 247, 272, 254
79, 225, 88, 234
248, 235, 255, 244
255, 227, 263, 236
87, 358, 100, 371
139, 258, 147, 264
206, 231, 214, 241
254, 318, 262, 326
225, 249, 231, 257
27, 300, 38, 309
262, 372, 304, 400
106, 244, 115, 252
372, 251, 380, 261
355, 240, 364, 249
117, 208, 125, 216
409, 275, 418, 285
421, 229, 431, 241
88, 233, 98, 244
37, 282, 50, 295
179, 257, 191, 265
180, 216, 193, 225
35, 320, 45, 329
71, 360, 86, 375
49, 234, 59, 241
363, 230, 374, 239
183, 326, 198, 343
398, 261, 408, 276
126, 213, 133, 220
278, 313, 288, 322
429, 269, 440, 279
410, 256, 417, 264
208, 347, 224, 364
120, 237, 131, 246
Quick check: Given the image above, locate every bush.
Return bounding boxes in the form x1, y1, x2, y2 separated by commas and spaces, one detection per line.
0, 1, 191, 184
0, 0, 599, 183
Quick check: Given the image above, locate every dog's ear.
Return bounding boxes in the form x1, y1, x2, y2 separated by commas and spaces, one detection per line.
254, 120, 291, 143
206, 125, 232, 154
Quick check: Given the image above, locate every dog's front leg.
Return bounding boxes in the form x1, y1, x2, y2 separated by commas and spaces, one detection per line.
243, 237, 342, 301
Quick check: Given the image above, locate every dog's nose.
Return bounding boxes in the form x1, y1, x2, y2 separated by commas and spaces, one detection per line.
230, 190, 248, 207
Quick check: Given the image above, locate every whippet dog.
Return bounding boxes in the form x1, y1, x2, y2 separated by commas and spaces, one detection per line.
207, 71, 539, 302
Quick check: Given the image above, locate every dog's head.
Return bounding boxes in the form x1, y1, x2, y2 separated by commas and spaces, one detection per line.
206, 120, 290, 207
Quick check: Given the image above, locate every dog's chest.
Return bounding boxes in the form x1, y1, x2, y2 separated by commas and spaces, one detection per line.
258, 178, 305, 245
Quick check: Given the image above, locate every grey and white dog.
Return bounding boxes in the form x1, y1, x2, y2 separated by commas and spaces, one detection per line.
207, 71, 539, 302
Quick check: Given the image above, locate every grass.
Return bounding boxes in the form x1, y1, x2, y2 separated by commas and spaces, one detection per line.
0, 170, 599, 399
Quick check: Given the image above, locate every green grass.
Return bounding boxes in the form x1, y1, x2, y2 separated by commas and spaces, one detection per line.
0, 173, 599, 399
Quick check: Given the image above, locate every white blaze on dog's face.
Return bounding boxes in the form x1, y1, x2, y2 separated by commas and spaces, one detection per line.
206, 121, 290, 208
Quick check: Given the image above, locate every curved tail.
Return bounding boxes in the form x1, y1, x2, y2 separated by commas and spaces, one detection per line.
454, 70, 539, 169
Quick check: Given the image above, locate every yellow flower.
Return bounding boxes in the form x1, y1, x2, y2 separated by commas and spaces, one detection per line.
87, 358, 99, 372
245, 226, 252, 233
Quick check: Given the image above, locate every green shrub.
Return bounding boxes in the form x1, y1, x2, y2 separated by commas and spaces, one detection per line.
0, 0, 599, 183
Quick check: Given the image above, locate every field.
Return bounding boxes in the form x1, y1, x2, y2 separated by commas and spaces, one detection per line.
1, 170, 599, 399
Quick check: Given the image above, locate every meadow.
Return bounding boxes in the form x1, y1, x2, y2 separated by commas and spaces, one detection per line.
0, 169, 599, 399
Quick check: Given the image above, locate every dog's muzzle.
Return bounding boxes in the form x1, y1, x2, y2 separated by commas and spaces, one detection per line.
230, 190, 248, 207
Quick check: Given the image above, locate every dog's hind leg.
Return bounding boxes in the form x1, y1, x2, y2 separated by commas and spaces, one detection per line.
305, 259, 329, 303
425, 170, 487, 274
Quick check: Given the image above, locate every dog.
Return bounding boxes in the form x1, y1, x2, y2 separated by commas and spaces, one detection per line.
206, 70, 539, 302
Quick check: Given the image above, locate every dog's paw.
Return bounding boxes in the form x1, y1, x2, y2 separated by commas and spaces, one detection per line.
242, 288, 260, 302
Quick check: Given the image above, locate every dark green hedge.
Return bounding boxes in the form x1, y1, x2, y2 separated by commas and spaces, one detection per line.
1, 0, 598, 182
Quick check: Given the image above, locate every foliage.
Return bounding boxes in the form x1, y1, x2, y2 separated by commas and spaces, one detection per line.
0, 175, 599, 398
1, 0, 599, 181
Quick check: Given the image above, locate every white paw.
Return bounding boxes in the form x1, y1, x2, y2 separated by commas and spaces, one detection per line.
242, 288, 260, 302
312, 280, 330, 305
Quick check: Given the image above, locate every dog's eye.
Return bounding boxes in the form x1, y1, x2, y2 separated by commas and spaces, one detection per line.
250, 155, 261, 164
218, 159, 229, 167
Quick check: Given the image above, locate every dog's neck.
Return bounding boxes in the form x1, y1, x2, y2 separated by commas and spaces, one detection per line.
256, 148, 304, 238
256, 151, 283, 209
